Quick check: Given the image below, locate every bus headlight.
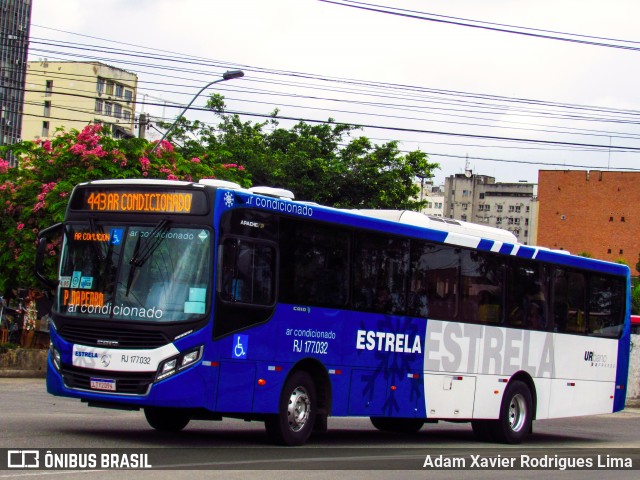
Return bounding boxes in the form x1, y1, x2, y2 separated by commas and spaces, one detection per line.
50, 343, 61, 371
156, 346, 203, 382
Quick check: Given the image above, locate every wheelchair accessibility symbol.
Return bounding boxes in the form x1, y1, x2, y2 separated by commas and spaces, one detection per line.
232, 334, 248, 359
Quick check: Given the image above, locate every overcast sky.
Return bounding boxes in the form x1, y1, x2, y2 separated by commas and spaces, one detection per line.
28, 0, 640, 186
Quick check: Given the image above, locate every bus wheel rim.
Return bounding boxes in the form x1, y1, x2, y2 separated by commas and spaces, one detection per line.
508, 393, 527, 432
287, 386, 311, 432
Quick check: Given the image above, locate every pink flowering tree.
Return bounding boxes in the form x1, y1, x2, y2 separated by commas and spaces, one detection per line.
0, 124, 251, 293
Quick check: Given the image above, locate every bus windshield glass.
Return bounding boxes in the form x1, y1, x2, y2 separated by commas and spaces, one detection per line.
57, 223, 211, 323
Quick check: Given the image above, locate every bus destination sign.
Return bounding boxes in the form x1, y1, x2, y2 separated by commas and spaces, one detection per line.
72, 188, 208, 215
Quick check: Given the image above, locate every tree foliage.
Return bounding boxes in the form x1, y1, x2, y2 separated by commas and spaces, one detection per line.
199, 95, 439, 208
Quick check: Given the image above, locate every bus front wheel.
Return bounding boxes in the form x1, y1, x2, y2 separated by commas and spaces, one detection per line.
144, 407, 191, 432
265, 370, 317, 446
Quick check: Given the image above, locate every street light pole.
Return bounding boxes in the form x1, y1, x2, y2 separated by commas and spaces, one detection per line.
149, 69, 244, 154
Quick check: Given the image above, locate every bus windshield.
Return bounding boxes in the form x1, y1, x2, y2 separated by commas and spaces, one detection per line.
57, 223, 211, 323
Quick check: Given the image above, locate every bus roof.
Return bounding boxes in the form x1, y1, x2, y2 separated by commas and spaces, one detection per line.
351, 209, 518, 244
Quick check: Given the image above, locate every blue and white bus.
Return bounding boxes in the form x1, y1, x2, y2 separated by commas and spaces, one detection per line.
36, 178, 631, 445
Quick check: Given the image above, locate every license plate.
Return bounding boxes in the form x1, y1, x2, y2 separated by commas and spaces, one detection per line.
90, 378, 116, 391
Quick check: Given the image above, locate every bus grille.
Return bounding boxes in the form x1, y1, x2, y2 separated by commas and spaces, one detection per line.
60, 365, 155, 395
58, 325, 169, 349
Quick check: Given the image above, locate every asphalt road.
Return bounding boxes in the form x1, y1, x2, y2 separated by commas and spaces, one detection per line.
1, 378, 639, 479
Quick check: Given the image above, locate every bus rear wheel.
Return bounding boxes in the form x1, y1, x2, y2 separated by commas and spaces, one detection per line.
490, 380, 533, 444
144, 407, 191, 432
265, 370, 317, 446
370, 417, 425, 433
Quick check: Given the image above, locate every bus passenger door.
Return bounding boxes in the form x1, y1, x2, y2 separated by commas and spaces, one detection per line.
423, 373, 476, 419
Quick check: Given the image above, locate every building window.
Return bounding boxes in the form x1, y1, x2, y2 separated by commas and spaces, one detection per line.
620, 249, 624, 254
462, 203, 468, 210
105, 102, 113, 116
496, 217, 502, 225
45, 80, 53, 96
496, 205, 503, 212
95, 99, 103, 113
123, 109, 131, 122
435, 202, 443, 209
462, 190, 470, 197
525, 219, 529, 226
42, 121, 50, 137
97, 78, 105, 95
479, 193, 485, 199
508, 218, 514, 225
621, 217, 625, 222
124, 89, 133, 103
526, 206, 530, 213
515, 218, 521, 225
115, 84, 124, 98
114, 103, 122, 119
43, 101, 51, 117
106, 81, 114, 96
515, 205, 521, 213
461, 214, 467, 221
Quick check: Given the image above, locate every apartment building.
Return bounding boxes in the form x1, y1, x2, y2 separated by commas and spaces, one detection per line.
0, 0, 32, 159
416, 179, 445, 217
444, 170, 538, 245
22, 61, 138, 139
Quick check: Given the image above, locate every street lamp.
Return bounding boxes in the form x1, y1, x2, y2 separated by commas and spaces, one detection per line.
150, 69, 244, 154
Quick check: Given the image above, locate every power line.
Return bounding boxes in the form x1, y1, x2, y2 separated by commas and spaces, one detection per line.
318, 0, 640, 52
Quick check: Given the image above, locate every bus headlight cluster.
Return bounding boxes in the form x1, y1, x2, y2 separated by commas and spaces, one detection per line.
50, 343, 61, 371
156, 346, 203, 382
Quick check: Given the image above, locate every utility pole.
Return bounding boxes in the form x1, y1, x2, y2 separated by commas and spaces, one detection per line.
138, 113, 147, 139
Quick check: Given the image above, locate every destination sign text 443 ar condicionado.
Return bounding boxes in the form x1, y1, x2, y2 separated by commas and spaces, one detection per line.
84, 191, 193, 213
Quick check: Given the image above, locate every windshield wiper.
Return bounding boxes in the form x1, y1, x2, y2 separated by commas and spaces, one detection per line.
125, 219, 171, 295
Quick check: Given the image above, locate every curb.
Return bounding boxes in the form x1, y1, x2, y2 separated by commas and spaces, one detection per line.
0, 369, 46, 378
0, 348, 48, 378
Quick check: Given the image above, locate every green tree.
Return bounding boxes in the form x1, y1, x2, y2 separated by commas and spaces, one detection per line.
197, 96, 439, 208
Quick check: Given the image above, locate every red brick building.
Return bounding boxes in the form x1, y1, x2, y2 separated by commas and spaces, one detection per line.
537, 170, 640, 273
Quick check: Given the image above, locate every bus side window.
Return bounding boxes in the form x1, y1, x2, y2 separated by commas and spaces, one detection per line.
588, 275, 624, 338
551, 269, 586, 333
353, 234, 408, 314
218, 238, 275, 306
507, 260, 547, 330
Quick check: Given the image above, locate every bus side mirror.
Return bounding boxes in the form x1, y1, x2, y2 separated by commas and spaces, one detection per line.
35, 223, 63, 290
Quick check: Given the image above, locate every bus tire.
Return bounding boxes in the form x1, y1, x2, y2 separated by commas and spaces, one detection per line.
490, 380, 533, 444
370, 417, 425, 433
144, 407, 191, 432
265, 370, 316, 446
